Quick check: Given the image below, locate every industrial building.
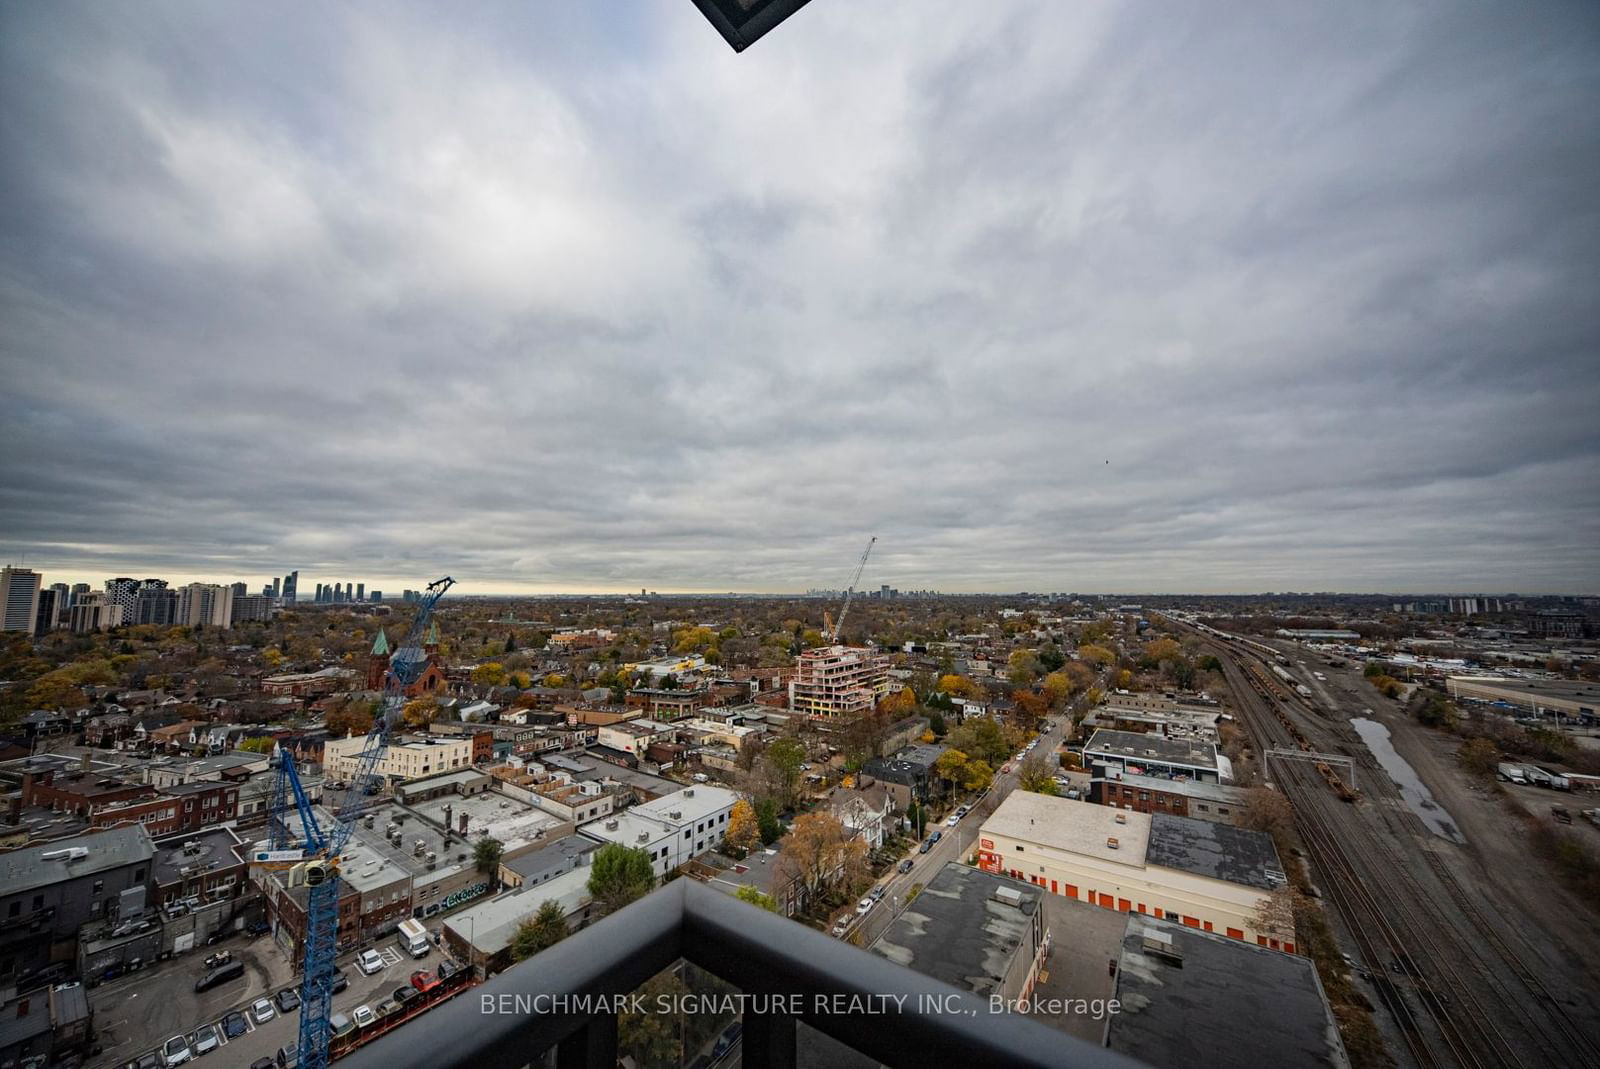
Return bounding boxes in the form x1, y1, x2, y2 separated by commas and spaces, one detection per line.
1081, 729, 1230, 784
578, 785, 737, 877
1089, 770, 1253, 826
976, 792, 1293, 951
1108, 913, 1348, 1069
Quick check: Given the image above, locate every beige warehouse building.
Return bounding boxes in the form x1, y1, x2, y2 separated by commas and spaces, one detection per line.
976, 792, 1295, 952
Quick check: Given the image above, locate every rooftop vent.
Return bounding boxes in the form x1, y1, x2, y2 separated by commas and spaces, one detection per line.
1107, 837, 1120, 850
604, 819, 619, 831
993, 886, 1025, 908
1142, 930, 1182, 965
683, 788, 695, 798
636, 832, 650, 844
1114, 813, 1127, 824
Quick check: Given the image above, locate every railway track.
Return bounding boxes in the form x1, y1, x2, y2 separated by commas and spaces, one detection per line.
1204, 639, 1600, 1069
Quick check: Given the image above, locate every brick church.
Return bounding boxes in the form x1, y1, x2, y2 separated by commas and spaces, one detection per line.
367, 621, 448, 697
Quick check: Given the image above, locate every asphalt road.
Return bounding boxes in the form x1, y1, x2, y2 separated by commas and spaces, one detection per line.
844, 710, 1077, 948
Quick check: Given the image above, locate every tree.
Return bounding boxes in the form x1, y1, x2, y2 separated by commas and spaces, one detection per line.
237, 737, 275, 755
735, 885, 780, 913
724, 799, 760, 856
1007, 650, 1041, 687
262, 648, 285, 669
509, 900, 568, 961
960, 758, 994, 791
775, 812, 868, 898
937, 673, 984, 700
1241, 788, 1294, 851
1457, 738, 1499, 776
946, 719, 1012, 768
877, 688, 916, 718
1249, 885, 1297, 943
588, 843, 655, 915
619, 969, 688, 1069
1041, 671, 1074, 708
324, 699, 374, 738
1078, 644, 1115, 667
504, 633, 518, 653
933, 749, 970, 792
1017, 752, 1058, 795
754, 797, 783, 845
402, 697, 440, 728
471, 662, 507, 687
473, 836, 504, 880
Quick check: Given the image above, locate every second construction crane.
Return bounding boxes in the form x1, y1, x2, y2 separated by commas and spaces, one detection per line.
826, 536, 875, 645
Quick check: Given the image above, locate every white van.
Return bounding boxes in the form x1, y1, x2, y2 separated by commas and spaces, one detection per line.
397, 918, 430, 959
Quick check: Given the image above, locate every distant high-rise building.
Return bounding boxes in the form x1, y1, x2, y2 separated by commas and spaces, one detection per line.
344, 582, 353, 602
70, 591, 123, 633
370, 590, 382, 602
356, 582, 365, 602
35, 588, 61, 635
268, 577, 281, 599
177, 583, 233, 629
231, 594, 275, 625
69, 583, 89, 607
135, 584, 179, 626
1, 566, 42, 633
229, 581, 248, 599
49, 582, 69, 606
282, 570, 298, 603
315, 582, 325, 602
104, 577, 140, 621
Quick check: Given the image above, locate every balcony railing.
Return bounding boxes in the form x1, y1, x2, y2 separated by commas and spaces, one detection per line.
340, 877, 1146, 1069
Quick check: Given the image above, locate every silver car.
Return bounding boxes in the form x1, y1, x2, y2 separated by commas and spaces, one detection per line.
190, 1023, 219, 1056
161, 1035, 192, 1067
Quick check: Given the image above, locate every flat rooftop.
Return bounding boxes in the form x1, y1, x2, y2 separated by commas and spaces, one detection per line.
1146, 813, 1284, 891
443, 864, 594, 955
501, 834, 598, 884
1110, 913, 1349, 1069
869, 862, 1042, 997
0, 825, 154, 896
980, 792, 1151, 866
151, 827, 245, 886
1094, 771, 1250, 806
409, 791, 564, 851
1084, 729, 1218, 769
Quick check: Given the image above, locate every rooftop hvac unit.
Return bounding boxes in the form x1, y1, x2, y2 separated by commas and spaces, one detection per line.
364, 815, 375, 828
1142, 931, 1182, 964
993, 886, 1025, 907
604, 819, 619, 831
414, 840, 426, 856
1107, 837, 1120, 850
669, 811, 683, 820
683, 788, 695, 798
1114, 813, 1127, 824
636, 832, 650, 844
426, 851, 436, 863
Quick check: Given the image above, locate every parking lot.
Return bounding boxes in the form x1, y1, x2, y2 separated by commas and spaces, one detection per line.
91, 935, 439, 1068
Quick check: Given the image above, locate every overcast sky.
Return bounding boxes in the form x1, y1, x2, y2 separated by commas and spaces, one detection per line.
2, 2, 1597, 596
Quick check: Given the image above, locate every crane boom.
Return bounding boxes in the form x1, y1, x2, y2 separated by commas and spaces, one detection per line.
829, 536, 875, 644
295, 575, 454, 1069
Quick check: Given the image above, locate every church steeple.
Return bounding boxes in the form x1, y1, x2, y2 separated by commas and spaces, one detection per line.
424, 621, 440, 653
371, 628, 390, 656
367, 627, 391, 689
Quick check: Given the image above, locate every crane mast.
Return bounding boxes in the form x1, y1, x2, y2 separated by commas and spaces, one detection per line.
828, 536, 875, 645
275, 575, 454, 1069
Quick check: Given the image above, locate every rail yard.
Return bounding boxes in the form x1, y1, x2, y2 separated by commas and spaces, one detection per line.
1189, 627, 1600, 1069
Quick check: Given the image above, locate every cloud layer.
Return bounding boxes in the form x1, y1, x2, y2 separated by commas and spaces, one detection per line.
3, 2, 1597, 594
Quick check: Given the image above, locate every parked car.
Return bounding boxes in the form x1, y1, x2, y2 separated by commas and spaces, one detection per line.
869, 887, 886, 902
918, 839, 933, 854
357, 949, 386, 975
245, 920, 271, 936
190, 1023, 219, 1056
956, 805, 970, 817
855, 897, 873, 915
194, 960, 244, 993
375, 999, 398, 1018
221, 1012, 249, 1039
392, 984, 419, 1006
275, 1042, 299, 1068
161, 1035, 192, 1067
275, 987, 301, 1013
945, 814, 960, 827
249, 1059, 274, 1069
928, 830, 942, 843
128, 1052, 161, 1069
897, 858, 914, 873
202, 950, 231, 970
250, 997, 276, 1024
830, 919, 851, 937
410, 970, 441, 995
330, 969, 349, 995
351, 1005, 376, 1028
329, 1012, 356, 1039
436, 960, 460, 982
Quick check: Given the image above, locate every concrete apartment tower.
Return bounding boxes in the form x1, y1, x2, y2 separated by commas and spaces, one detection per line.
1, 566, 42, 633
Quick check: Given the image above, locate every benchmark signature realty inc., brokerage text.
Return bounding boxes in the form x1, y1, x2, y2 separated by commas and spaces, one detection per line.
482, 992, 1122, 1020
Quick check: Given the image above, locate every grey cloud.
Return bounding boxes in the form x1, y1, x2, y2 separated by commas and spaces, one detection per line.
1, 1, 1597, 594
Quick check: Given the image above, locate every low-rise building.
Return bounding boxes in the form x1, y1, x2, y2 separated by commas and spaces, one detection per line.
1089, 771, 1253, 826
0, 826, 154, 983
441, 862, 597, 977
497, 834, 599, 890
861, 744, 948, 809
976, 792, 1293, 951
323, 734, 474, 786
870, 863, 1047, 1005
579, 785, 739, 878
1109, 913, 1349, 1069
150, 826, 250, 911
1082, 729, 1230, 784
261, 666, 355, 697
596, 720, 676, 757
826, 783, 895, 851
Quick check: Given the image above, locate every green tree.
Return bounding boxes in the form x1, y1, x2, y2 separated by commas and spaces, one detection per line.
755, 798, 783, 845
588, 843, 655, 915
473, 836, 504, 880
735, 885, 780, 913
509, 900, 568, 961
933, 748, 970, 792
471, 662, 507, 687
619, 970, 687, 1069
237, 737, 275, 755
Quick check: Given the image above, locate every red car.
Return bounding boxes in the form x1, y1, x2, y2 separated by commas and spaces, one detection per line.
409, 970, 441, 995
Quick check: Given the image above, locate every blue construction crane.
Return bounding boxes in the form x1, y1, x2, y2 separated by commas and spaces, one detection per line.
263, 576, 453, 1069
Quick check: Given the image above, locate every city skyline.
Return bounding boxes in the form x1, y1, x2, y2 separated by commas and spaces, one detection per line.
3, 2, 1597, 594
